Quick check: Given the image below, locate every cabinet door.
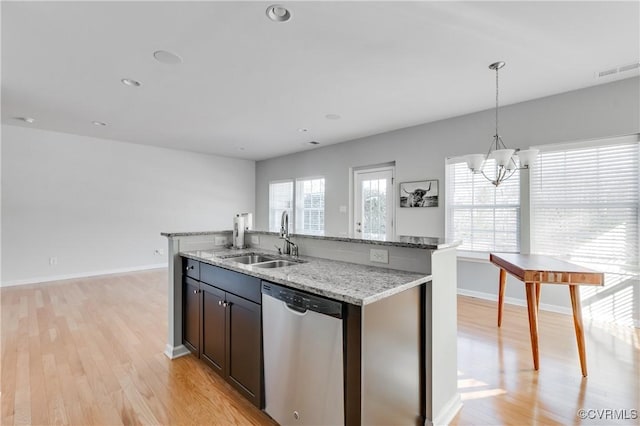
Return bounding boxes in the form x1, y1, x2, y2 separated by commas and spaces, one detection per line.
226, 293, 263, 408
183, 277, 200, 354
201, 284, 226, 374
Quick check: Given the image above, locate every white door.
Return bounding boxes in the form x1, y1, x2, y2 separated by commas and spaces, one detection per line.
354, 167, 394, 240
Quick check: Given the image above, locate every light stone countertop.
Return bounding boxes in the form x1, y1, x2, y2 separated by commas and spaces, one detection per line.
163, 229, 460, 250
181, 248, 432, 306
161, 230, 232, 237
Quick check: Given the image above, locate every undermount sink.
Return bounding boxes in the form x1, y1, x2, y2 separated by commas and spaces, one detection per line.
223, 252, 306, 268
226, 254, 274, 264
253, 260, 301, 268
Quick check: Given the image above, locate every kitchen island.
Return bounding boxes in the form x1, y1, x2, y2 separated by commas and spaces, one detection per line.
162, 230, 461, 425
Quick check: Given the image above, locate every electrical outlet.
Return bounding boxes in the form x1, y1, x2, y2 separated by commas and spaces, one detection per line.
369, 249, 389, 264
214, 236, 227, 245
154, 249, 164, 256
49, 257, 57, 266
251, 235, 260, 245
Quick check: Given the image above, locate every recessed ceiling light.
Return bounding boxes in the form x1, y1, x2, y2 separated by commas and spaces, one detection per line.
298, 128, 309, 133
266, 4, 291, 22
325, 114, 341, 120
92, 121, 107, 126
15, 116, 35, 123
308, 141, 320, 145
239, 147, 245, 151
121, 78, 141, 87
153, 50, 182, 64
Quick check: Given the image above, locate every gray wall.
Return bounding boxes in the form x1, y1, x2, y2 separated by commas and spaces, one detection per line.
1, 125, 255, 285
255, 77, 640, 317
256, 77, 639, 237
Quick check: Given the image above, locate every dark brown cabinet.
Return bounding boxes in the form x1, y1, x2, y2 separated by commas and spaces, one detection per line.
225, 292, 262, 406
181, 257, 263, 408
201, 284, 226, 374
183, 277, 200, 354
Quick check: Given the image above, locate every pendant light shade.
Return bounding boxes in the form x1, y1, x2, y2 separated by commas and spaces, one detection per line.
517, 148, 540, 168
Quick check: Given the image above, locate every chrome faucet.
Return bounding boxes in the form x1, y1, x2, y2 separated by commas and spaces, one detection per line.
280, 211, 298, 257
280, 210, 289, 239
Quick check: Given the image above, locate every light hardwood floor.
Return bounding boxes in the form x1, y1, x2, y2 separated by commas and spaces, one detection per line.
1, 270, 638, 425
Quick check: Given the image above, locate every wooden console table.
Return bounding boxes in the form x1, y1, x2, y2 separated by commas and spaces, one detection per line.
489, 253, 604, 376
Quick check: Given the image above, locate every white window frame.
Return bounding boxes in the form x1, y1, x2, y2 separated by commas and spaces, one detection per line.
268, 179, 294, 233
445, 156, 521, 255
295, 176, 326, 236
529, 134, 640, 272
268, 176, 326, 236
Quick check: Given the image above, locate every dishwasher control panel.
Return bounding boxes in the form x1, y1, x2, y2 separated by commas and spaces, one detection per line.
262, 282, 343, 319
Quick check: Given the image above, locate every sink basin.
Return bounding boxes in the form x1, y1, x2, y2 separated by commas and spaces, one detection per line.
253, 260, 302, 268
226, 254, 274, 264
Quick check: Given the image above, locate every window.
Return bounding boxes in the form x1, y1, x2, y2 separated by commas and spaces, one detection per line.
295, 178, 325, 235
268, 181, 293, 233
446, 159, 520, 252
530, 137, 639, 270
268, 178, 325, 235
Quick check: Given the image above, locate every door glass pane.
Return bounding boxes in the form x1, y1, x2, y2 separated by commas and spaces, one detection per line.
362, 178, 387, 240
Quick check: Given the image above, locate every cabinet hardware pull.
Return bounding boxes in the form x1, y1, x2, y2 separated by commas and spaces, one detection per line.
193, 289, 198, 294
223, 302, 232, 308
218, 300, 223, 306
186, 265, 193, 271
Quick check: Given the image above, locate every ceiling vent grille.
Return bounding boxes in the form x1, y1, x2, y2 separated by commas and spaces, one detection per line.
596, 62, 640, 79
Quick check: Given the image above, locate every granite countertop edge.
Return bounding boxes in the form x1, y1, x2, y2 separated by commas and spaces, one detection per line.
180, 249, 432, 306
161, 230, 232, 237
162, 229, 461, 250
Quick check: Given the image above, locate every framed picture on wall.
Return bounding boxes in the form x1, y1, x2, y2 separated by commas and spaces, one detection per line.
399, 179, 439, 207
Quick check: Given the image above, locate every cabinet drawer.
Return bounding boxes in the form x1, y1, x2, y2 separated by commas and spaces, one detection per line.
183, 257, 200, 280
200, 264, 261, 304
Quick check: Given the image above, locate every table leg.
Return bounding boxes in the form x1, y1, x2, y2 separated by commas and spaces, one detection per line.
498, 268, 506, 327
536, 282, 541, 312
525, 282, 539, 370
569, 286, 588, 377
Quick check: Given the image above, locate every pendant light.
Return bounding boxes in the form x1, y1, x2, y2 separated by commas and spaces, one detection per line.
465, 61, 538, 186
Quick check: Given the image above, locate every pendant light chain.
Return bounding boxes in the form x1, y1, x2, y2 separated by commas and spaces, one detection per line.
495, 65, 499, 144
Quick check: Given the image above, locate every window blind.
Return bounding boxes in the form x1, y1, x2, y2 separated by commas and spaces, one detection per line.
295, 178, 325, 235
446, 159, 520, 252
268, 181, 293, 233
530, 138, 639, 270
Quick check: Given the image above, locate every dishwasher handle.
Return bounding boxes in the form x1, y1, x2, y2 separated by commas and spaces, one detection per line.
284, 302, 308, 315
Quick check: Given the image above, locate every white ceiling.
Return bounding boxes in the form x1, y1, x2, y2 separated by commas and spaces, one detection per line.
2, 1, 638, 161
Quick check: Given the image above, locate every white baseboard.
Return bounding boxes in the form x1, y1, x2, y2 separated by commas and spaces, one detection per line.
428, 393, 463, 426
457, 288, 573, 316
164, 344, 191, 360
1, 263, 168, 288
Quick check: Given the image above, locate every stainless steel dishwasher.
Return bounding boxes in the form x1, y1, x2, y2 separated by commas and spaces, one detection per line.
262, 282, 344, 426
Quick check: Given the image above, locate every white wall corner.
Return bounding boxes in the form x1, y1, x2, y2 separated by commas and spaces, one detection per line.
163, 344, 191, 360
